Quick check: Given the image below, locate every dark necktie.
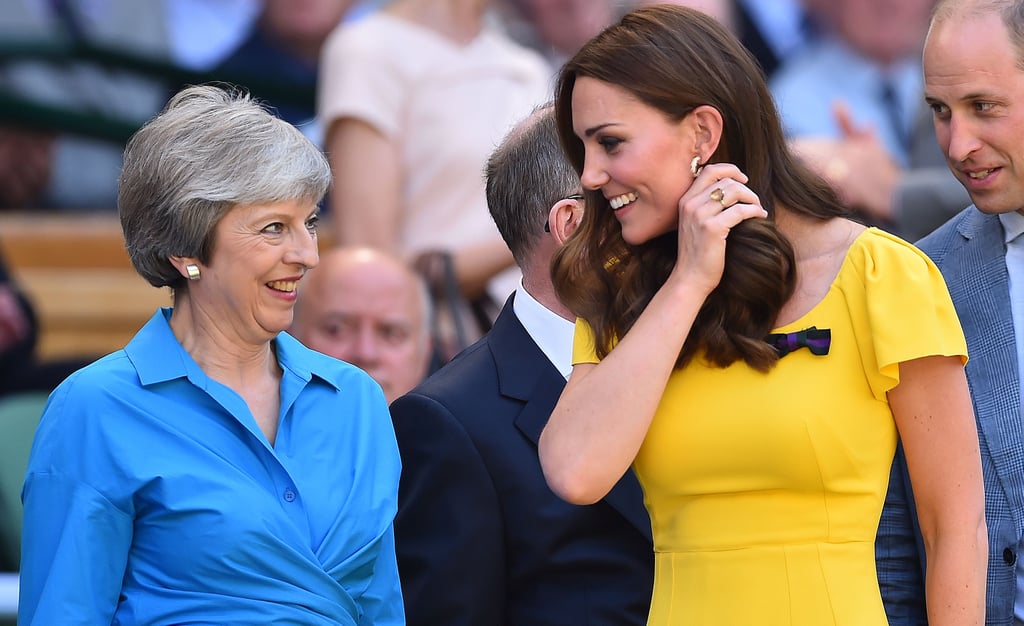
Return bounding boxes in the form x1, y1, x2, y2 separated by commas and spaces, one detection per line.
880, 78, 910, 159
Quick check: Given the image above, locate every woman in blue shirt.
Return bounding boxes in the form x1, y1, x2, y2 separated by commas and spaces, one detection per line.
19, 84, 405, 625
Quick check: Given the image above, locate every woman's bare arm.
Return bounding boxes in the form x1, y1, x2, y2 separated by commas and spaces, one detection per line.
890, 355, 987, 626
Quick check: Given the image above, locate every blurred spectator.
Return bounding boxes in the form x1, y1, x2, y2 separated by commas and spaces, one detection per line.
629, 0, 814, 80
771, 0, 970, 240
163, 0, 262, 72
0, 0, 174, 210
212, 0, 353, 145
773, 0, 932, 166
0, 127, 52, 210
0, 0, 268, 212
0, 0, 340, 211
290, 246, 432, 404
631, 0, 737, 33
0, 250, 88, 396
733, 0, 816, 78
496, 0, 618, 66
318, 0, 551, 360
346, 0, 389, 20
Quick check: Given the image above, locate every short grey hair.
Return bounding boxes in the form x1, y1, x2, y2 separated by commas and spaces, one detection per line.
485, 102, 580, 266
118, 84, 332, 290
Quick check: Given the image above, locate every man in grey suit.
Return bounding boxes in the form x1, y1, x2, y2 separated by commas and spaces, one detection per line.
388, 103, 654, 625
878, 1, 1024, 623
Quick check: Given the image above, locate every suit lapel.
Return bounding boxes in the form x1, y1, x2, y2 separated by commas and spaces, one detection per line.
950, 212, 1024, 534
490, 299, 653, 542
593, 467, 652, 541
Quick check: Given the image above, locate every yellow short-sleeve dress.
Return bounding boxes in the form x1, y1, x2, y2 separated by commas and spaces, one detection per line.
574, 228, 967, 625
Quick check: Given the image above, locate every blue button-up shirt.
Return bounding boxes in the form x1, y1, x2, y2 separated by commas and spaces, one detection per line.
20, 308, 404, 625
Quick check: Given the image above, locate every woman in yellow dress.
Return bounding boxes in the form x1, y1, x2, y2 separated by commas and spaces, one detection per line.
537, 5, 986, 625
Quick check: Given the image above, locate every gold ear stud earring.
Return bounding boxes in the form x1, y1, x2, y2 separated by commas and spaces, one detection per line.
690, 155, 703, 178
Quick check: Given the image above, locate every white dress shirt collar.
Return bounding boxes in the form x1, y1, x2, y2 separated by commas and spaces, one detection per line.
1001, 210, 1024, 245
511, 280, 576, 380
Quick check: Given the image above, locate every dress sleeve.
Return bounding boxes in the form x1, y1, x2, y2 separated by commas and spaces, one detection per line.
342, 380, 405, 625
572, 318, 601, 365
844, 229, 968, 401
317, 20, 406, 139
356, 523, 405, 626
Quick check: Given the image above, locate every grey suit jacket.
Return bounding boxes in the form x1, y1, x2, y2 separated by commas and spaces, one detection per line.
878, 206, 1024, 625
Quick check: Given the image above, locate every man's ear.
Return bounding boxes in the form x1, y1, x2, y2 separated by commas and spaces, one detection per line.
547, 196, 585, 245
689, 104, 724, 161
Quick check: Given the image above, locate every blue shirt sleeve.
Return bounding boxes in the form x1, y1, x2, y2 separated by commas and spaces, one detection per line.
357, 523, 405, 625
19, 318, 406, 624
20, 470, 133, 625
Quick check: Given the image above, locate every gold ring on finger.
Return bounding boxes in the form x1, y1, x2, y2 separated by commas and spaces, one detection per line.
710, 187, 726, 206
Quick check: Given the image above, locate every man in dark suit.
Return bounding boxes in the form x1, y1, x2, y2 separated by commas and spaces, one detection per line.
877, 1, 1024, 623
389, 104, 654, 625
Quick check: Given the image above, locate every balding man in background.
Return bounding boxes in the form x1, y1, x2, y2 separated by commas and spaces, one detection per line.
290, 246, 432, 404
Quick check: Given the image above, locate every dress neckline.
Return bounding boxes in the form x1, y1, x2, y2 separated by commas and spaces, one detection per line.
770, 226, 875, 334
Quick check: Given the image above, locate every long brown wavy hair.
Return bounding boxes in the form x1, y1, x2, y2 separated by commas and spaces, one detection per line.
552, 5, 847, 372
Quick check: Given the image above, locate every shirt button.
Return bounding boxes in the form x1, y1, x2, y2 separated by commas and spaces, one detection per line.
1004, 547, 1016, 565
283, 488, 296, 502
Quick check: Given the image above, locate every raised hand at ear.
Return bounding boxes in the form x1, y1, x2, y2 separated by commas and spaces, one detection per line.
672, 163, 767, 296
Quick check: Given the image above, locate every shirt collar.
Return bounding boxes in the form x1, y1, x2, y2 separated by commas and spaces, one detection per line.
511, 280, 575, 379
1000, 211, 1024, 245
124, 307, 344, 391
123, 308, 196, 385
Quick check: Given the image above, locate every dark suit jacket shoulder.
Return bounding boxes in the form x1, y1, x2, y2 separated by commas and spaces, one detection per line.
390, 298, 653, 626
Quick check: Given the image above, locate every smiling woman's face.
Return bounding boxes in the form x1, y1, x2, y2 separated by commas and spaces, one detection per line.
571, 76, 698, 245
188, 199, 321, 345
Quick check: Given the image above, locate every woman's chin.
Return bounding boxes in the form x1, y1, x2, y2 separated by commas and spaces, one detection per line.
620, 224, 672, 246
619, 225, 647, 246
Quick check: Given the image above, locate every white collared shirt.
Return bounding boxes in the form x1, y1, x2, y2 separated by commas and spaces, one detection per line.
511, 280, 576, 381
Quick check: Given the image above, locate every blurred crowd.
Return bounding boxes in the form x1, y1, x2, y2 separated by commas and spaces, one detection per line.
9, 1, 1011, 623
0, 0, 958, 390
0, 0, 953, 222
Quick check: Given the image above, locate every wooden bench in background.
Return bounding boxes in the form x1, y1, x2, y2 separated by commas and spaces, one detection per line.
0, 211, 336, 362
0, 212, 169, 361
